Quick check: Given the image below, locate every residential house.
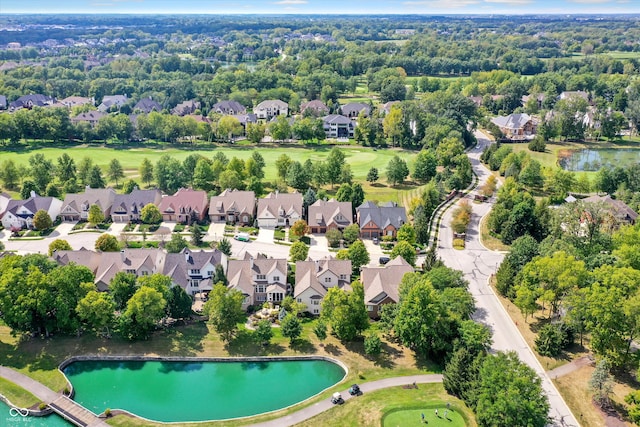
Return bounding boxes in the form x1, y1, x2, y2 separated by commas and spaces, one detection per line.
300, 100, 329, 117
111, 188, 163, 223
1, 192, 62, 230
211, 100, 246, 115
322, 114, 354, 139
581, 194, 638, 225
254, 99, 288, 121
521, 93, 546, 110
52, 247, 226, 294
356, 201, 407, 239
307, 199, 352, 234
256, 191, 303, 228
60, 96, 94, 108
171, 100, 201, 116
0, 192, 12, 218
340, 102, 371, 120
0, 95, 7, 110
232, 113, 258, 135
361, 256, 414, 318
8, 94, 55, 111
490, 113, 537, 140
227, 253, 288, 309
71, 110, 107, 128
294, 258, 352, 315
209, 189, 256, 225
60, 187, 116, 222
133, 97, 163, 114
97, 95, 128, 112
560, 91, 590, 102
158, 188, 209, 223
380, 101, 400, 115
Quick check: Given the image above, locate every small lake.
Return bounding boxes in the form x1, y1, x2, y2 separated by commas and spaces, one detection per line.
0, 401, 72, 426
63, 358, 345, 422
558, 148, 640, 171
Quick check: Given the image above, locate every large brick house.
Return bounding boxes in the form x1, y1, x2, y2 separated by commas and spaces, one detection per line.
356, 201, 407, 239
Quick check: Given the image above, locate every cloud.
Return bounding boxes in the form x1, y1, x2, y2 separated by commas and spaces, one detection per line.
403, 0, 480, 8
273, 0, 308, 4
484, 0, 533, 5
566, 0, 613, 3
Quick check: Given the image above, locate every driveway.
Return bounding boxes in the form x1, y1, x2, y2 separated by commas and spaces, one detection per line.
47, 221, 77, 239
207, 222, 227, 242
256, 228, 275, 243
107, 222, 127, 237
362, 238, 385, 266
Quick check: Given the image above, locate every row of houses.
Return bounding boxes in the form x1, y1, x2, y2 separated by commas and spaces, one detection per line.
52, 245, 413, 318
1, 187, 407, 238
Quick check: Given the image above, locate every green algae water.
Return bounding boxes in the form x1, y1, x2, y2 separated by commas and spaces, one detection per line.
0, 401, 72, 426
63, 359, 345, 422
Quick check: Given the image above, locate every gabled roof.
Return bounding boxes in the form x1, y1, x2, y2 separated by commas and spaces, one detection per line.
361, 256, 414, 305
340, 102, 371, 117
212, 100, 246, 115
227, 253, 288, 294
61, 187, 116, 214
209, 189, 256, 216
490, 113, 532, 130
257, 192, 303, 220
134, 97, 162, 114
111, 189, 162, 216
322, 114, 352, 125
5, 194, 62, 218
98, 95, 127, 111
255, 99, 288, 111
60, 96, 94, 107
301, 100, 329, 115
71, 111, 106, 122
357, 201, 406, 231
294, 258, 352, 298
308, 199, 352, 228
158, 188, 208, 216
171, 99, 201, 116
582, 194, 638, 222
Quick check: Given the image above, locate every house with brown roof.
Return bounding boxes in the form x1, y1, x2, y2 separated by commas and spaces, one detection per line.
490, 113, 537, 140
356, 201, 407, 239
60, 96, 95, 108
340, 102, 371, 120
71, 110, 107, 128
300, 100, 329, 117
294, 258, 352, 315
53, 247, 226, 295
111, 188, 163, 223
254, 99, 288, 121
307, 199, 352, 234
158, 188, 209, 224
1, 192, 63, 230
581, 194, 638, 225
256, 191, 303, 228
134, 97, 163, 114
361, 256, 414, 318
171, 100, 201, 116
211, 100, 246, 116
60, 187, 116, 222
227, 253, 288, 309
209, 189, 256, 225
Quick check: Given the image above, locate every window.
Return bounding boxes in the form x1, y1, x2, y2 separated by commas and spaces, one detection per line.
206, 270, 213, 278
313, 309, 319, 314
256, 285, 266, 293
141, 271, 149, 276
312, 300, 319, 305
273, 276, 280, 282
189, 269, 200, 275
189, 279, 200, 288
324, 277, 332, 283
340, 274, 347, 280
257, 295, 266, 302
126, 269, 136, 274
367, 305, 374, 312
257, 274, 266, 280
297, 298, 302, 303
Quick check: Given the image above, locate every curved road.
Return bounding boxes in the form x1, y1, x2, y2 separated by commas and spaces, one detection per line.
436, 131, 580, 427
249, 374, 443, 427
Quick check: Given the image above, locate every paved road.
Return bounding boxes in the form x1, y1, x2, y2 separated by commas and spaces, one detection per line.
436, 131, 580, 427
249, 374, 443, 427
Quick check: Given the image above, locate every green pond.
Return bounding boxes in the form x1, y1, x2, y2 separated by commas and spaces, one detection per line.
559, 148, 640, 171
0, 401, 72, 426
63, 359, 345, 422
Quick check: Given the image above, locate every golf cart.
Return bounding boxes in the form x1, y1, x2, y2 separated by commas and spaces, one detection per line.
348, 384, 362, 396
331, 392, 344, 404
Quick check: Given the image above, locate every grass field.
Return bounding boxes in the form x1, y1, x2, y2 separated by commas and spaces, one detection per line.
296, 384, 474, 427
0, 377, 41, 409
0, 143, 420, 202
571, 51, 640, 60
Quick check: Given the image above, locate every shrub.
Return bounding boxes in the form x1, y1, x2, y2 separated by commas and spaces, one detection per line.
38, 402, 47, 410
364, 333, 382, 356
453, 238, 465, 248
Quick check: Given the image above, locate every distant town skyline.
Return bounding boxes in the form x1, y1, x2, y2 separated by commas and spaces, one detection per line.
0, 0, 638, 15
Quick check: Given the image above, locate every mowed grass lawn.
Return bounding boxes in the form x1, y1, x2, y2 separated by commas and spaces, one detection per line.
1, 144, 420, 202
296, 384, 474, 427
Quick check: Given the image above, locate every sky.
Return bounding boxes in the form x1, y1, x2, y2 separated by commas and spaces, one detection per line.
0, 0, 638, 15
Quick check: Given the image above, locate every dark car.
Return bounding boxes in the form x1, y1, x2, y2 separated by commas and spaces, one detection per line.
349, 384, 361, 396
372, 236, 379, 244
379, 256, 390, 265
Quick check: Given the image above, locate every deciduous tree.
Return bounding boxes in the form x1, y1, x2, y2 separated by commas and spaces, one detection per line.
204, 284, 245, 342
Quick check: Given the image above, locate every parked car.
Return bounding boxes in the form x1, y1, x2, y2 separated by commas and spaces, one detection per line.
349, 384, 361, 396
379, 256, 390, 265
234, 232, 250, 242
372, 236, 379, 244
331, 392, 344, 404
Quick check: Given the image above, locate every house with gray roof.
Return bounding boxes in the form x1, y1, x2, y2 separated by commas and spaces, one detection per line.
361, 256, 414, 318
209, 189, 256, 225
1, 192, 62, 230
307, 199, 352, 234
53, 247, 226, 295
581, 194, 638, 225
227, 253, 288, 309
71, 110, 107, 128
256, 191, 303, 228
356, 201, 407, 239
97, 94, 128, 112
9, 94, 55, 111
171, 99, 201, 116
60, 96, 94, 108
340, 102, 371, 120
300, 100, 329, 117
212, 100, 246, 116
254, 99, 288, 121
322, 114, 354, 139
490, 113, 537, 140
111, 188, 163, 223
294, 258, 352, 315
0, 95, 7, 110
60, 187, 116, 222
134, 97, 163, 114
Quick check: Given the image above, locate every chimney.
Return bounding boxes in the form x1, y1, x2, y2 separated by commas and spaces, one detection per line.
184, 250, 190, 263
30, 190, 36, 198
249, 256, 254, 270
120, 249, 126, 262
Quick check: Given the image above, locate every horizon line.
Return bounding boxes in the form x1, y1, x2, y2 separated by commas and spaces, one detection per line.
2, 12, 640, 16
